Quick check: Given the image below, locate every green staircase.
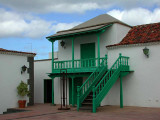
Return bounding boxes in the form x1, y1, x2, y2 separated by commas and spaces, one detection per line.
77, 55, 108, 111
77, 53, 130, 112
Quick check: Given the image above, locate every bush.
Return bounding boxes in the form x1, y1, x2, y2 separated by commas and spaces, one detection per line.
17, 81, 29, 97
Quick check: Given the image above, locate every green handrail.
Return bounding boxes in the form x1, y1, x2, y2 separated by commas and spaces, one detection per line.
77, 55, 108, 111
92, 53, 130, 112
53, 57, 105, 69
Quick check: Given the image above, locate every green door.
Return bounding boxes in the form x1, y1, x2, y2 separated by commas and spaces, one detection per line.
80, 43, 95, 67
69, 77, 83, 105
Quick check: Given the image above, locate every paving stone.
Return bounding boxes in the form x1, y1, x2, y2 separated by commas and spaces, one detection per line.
0, 104, 160, 120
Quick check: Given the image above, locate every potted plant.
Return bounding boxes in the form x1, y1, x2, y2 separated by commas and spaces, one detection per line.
17, 81, 29, 108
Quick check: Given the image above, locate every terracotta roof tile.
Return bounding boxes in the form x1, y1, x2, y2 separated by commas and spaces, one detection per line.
0, 48, 36, 56
106, 22, 160, 47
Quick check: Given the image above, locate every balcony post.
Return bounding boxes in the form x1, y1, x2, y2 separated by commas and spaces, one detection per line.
72, 37, 74, 69
97, 34, 100, 67
52, 41, 54, 72
72, 77, 75, 106
120, 74, 123, 108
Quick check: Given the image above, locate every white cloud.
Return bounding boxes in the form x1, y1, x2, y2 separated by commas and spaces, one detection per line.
0, 9, 81, 39
46, 3, 99, 13
0, 0, 160, 14
108, 8, 160, 26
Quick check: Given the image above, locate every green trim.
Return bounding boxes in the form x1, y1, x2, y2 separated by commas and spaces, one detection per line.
80, 43, 95, 67
92, 86, 96, 113
120, 75, 123, 108
92, 53, 130, 112
97, 34, 100, 66
72, 37, 74, 68
52, 41, 54, 72
77, 86, 80, 111
47, 24, 113, 41
72, 77, 75, 106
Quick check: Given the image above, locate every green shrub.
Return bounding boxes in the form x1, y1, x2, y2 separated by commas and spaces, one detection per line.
17, 81, 29, 97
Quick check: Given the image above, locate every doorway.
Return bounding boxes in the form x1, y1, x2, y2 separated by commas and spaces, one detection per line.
44, 79, 52, 103
80, 42, 95, 67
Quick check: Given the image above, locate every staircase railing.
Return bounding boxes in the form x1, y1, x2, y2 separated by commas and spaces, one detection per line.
92, 53, 129, 112
77, 55, 108, 111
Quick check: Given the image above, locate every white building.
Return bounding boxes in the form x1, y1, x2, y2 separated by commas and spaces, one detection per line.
0, 48, 35, 114
35, 14, 160, 112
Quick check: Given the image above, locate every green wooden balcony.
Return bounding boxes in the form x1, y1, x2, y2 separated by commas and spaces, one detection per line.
52, 57, 107, 74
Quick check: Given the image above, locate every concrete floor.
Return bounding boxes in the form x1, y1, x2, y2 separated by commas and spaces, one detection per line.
0, 104, 160, 120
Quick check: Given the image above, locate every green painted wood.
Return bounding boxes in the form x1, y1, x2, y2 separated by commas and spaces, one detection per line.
72, 38, 74, 68
93, 54, 130, 112
74, 78, 83, 104
47, 24, 113, 41
120, 75, 123, 108
52, 57, 106, 72
77, 86, 80, 111
97, 34, 100, 67
80, 43, 95, 67
77, 55, 108, 111
69, 77, 83, 106
72, 78, 75, 106
69, 79, 72, 105
92, 86, 96, 113
52, 41, 54, 72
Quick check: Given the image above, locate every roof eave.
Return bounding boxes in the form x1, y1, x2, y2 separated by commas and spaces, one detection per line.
46, 24, 113, 42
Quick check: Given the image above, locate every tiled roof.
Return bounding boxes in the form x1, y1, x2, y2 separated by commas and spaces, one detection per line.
106, 22, 160, 48
0, 48, 36, 56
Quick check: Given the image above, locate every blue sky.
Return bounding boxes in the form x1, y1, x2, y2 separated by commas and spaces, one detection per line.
0, 0, 160, 60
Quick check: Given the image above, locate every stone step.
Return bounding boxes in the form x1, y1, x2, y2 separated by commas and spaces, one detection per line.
82, 102, 93, 106
3, 108, 29, 114
79, 106, 92, 111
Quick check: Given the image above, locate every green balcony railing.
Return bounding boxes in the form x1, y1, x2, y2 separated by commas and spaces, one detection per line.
53, 57, 105, 70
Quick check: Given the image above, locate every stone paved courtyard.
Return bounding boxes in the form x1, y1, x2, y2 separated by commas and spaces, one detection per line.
0, 104, 160, 120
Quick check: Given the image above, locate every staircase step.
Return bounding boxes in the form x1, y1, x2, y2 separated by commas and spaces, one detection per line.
84, 98, 92, 101
79, 106, 92, 111
82, 103, 93, 106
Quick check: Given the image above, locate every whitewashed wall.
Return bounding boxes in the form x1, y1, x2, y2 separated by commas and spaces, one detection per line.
58, 23, 130, 61
34, 60, 60, 104
34, 23, 130, 105
55, 23, 130, 105
0, 54, 29, 114
101, 44, 160, 107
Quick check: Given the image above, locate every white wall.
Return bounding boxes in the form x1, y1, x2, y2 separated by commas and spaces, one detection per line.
58, 23, 130, 61
0, 54, 29, 114
101, 44, 160, 107
34, 60, 60, 104
49, 52, 58, 59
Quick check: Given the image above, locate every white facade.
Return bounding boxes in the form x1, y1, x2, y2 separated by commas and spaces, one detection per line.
101, 44, 160, 107
0, 53, 29, 114
34, 23, 131, 105
58, 23, 130, 61
34, 59, 61, 104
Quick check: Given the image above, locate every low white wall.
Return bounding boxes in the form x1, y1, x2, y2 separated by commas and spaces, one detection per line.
0, 54, 29, 114
101, 44, 160, 107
